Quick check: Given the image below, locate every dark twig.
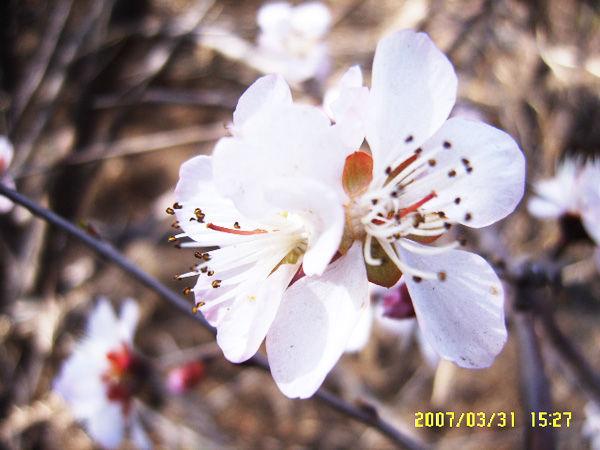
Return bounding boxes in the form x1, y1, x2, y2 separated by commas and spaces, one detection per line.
514, 307, 555, 450
0, 182, 428, 450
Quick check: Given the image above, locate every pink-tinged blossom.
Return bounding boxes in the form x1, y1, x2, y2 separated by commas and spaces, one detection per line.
0, 135, 15, 213
172, 74, 368, 399
528, 158, 600, 245
331, 30, 525, 369
256, 1, 331, 84
53, 299, 151, 450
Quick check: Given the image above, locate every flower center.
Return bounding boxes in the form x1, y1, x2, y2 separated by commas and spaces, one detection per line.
352, 143, 470, 283
173, 206, 310, 311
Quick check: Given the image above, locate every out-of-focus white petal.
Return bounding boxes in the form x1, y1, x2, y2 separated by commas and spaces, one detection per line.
257, 2, 292, 35
422, 118, 526, 228
367, 29, 457, 175
214, 103, 350, 219
265, 178, 345, 276
401, 245, 507, 369
580, 161, 600, 244
0, 135, 13, 174
528, 196, 566, 219
266, 242, 369, 399
215, 262, 298, 363
119, 299, 140, 342
87, 298, 120, 344
85, 401, 126, 450
232, 74, 292, 131
290, 2, 331, 38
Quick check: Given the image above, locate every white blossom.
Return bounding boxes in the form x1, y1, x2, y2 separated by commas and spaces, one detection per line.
331, 30, 525, 369
53, 299, 151, 449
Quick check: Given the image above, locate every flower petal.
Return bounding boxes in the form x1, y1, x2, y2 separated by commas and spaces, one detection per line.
265, 178, 345, 276
174, 155, 264, 240
366, 29, 457, 175
401, 244, 507, 368
266, 242, 369, 398
215, 262, 298, 363
232, 74, 292, 132
420, 117, 526, 228
214, 103, 351, 218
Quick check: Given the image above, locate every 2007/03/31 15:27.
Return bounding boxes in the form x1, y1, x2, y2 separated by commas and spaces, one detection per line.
415, 411, 572, 428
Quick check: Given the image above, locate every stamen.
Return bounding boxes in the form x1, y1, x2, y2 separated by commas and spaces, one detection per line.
398, 192, 437, 219
207, 223, 268, 235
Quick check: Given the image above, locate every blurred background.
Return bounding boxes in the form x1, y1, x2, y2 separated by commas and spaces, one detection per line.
1, 0, 600, 448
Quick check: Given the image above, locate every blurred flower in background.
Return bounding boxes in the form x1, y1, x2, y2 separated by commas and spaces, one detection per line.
529, 158, 600, 247
256, 1, 331, 84
53, 299, 152, 450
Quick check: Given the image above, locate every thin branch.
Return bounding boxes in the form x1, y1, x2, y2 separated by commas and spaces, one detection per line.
0, 182, 428, 450
514, 307, 554, 450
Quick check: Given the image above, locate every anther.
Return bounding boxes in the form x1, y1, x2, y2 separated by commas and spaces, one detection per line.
207, 270, 214, 276
428, 159, 436, 167
415, 147, 423, 155
458, 237, 467, 246
194, 252, 203, 259
461, 158, 470, 166
174, 274, 181, 280
173, 202, 183, 209
234, 222, 241, 229
454, 197, 461, 205
183, 287, 192, 295
466, 167, 473, 174
385, 166, 392, 175
171, 221, 180, 228
211, 280, 221, 288
203, 253, 210, 261
413, 276, 423, 283
405, 135, 414, 143
168, 236, 177, 242
464, 212, 472, 221
448, 170, 457, 177
438, 211, 446, 218
438, 271, 447, 281
444, 222, 452, 230
200, 267, 208, 273
166, 207, 175, 215
192, 305, 198, 314
443, 141, 452, 149
198, 301, 205, 307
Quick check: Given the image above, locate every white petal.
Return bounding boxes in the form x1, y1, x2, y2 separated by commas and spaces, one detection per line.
0, 135, 13, 173
232, 74, 292, 131
215, 262, 298, 363
366, 30, 457, 175
345, 299, 372, 352
265, 178, 345, 276
85, 401, 126, 450
257, 2, 292, 34
421, 117, 526, 227
214, 103, 350, 218
118, 299, 140, 342
401, 245, 507, 368
87, 298, 120, 345
290, 2, 331, 38
174, 155, 263, 238
528, 196, 566, 219
266, 242, 369, 398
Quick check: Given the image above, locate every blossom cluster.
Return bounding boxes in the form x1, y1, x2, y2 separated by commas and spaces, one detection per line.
171, 29, 526, 399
